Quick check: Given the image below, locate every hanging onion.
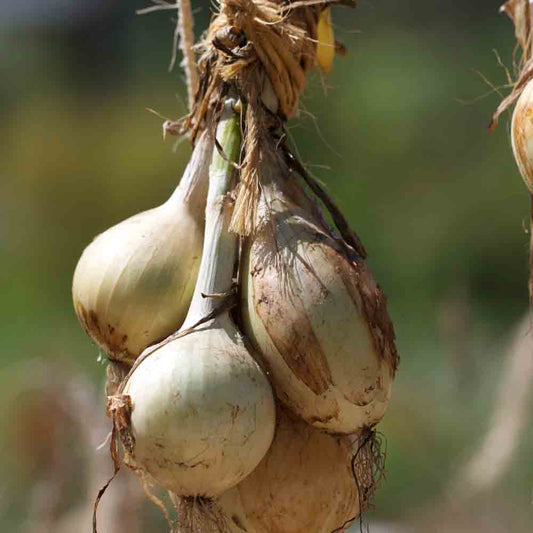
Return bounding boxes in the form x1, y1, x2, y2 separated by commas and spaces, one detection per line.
72, 132, 213, 364
511, 79, 533, 194
219, 405, 359, 533
240, 147, 398, 434
121, 101, 276, 503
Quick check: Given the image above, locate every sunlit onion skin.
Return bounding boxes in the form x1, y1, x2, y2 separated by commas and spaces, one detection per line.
241, 151, 398, 434
122, 102, 276, 498
219, 405, 359, 533
124, 321, 276, 496
512, 79, 533, 194
72, 133, 213, 364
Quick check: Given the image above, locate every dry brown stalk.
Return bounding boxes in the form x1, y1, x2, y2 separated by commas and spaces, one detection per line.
183, 0, 346, 235
176, 0, 198, 110
228, 84, 264, 234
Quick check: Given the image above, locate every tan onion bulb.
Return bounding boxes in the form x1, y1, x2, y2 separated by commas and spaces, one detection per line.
122, 102, 276, 501
241, 148, 398, 434
512, 79, 533, 194
72, 132, 213, 364
219, 405, 359, 533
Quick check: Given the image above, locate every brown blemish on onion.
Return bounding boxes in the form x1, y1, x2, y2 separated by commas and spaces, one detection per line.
75, 302, 136, 364
231, 514, 248, 531
250, 237, 333, 396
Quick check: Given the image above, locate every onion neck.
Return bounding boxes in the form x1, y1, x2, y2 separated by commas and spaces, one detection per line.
255, 77, 310, 217
167, 130, 213, 210
182, 100, 242, 327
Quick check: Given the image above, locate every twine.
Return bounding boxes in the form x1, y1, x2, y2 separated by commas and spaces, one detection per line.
184, 0, 350, 235
208, 0, 318, 119
194, 0, 322, 234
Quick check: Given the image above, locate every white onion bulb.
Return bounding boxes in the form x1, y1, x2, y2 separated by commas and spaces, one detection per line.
241, 149, 398, 434
72, 133, 213, 364
123, 323, 275, 497
219, 406, 359, 533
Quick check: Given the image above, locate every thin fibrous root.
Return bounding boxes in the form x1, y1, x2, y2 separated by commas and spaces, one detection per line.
332, 428, 386, 533
170, 494, 230, 533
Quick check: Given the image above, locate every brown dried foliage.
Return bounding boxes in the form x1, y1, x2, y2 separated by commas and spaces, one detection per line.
490, 0, 533, 130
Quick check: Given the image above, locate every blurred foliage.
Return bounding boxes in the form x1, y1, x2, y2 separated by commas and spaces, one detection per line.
1, 0, 532, 531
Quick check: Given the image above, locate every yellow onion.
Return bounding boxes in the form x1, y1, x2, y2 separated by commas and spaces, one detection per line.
241, 148, 398, 434
121, 102, 276, 503
219, 405, 359, 533
72, 132, 213, 364
512, 79, 533, 193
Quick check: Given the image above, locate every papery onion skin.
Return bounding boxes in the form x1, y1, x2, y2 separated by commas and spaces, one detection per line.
123, 323, 276, 497
72, 134, 212, 364
512, 79, 533, 194
241, 158, 398, 434
219, 405, 359, 533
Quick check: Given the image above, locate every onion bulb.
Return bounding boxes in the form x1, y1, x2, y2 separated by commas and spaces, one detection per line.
241, 148, 398, 434
512, 79, 533, 193
72, 132, 213, 364
122, 102, 276, 500
219, 405, 359, 533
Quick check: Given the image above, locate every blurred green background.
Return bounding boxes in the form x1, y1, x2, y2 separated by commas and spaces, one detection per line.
1, 1, 532, 531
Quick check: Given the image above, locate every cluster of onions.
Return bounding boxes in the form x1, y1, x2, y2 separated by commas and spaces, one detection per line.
72, 100, 397, 532
72, 12, 398, 529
